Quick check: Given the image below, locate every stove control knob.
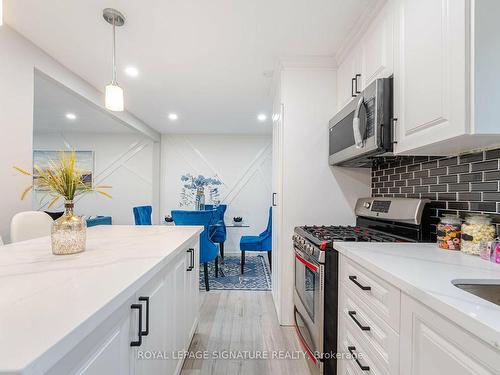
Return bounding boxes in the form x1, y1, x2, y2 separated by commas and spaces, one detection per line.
363, 201, 371, 209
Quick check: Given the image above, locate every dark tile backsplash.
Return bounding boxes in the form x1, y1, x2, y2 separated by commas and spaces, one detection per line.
371, 148, 500, 237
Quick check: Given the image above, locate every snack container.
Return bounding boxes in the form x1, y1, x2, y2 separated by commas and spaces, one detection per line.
479, 241, 491, 260
437, 215, 462, 250
461, 215, 496, 255
479, 240, 497, 261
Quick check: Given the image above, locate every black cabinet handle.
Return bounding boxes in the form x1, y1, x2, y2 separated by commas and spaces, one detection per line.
348, 310, 371, 331
355, 74, 361, 94
138, 296, 149, 336
187, 248, 194, 271
130, 303, 143, 347
272, 193, 277, 207
348, 346, 370, 371
351, 77, 356, 97
349, 275, 371, 291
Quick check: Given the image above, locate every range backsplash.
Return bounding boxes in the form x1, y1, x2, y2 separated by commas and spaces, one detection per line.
371, 147, 500, 237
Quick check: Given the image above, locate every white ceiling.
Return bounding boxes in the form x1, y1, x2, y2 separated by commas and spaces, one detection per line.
6, 0, 372, 135
34, 71, 136, 134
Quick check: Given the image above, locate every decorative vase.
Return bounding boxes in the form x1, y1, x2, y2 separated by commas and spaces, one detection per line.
51, 200, 87, 255
195, 187, 205, 210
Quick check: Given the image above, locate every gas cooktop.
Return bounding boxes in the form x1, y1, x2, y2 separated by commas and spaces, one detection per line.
295, 225, 409, 247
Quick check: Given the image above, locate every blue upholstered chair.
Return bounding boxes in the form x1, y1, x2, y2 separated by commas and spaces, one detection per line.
239, 207, 272, 274
86, 216, 112, 227
204, 204, 227, 258
171, 210, 219, 291
133, 206, 152, 225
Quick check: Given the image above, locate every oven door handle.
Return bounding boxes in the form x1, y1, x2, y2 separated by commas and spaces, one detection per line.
295, 253, 319, 273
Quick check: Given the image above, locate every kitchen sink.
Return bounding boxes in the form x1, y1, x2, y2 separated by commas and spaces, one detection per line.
452, 280, 500, 307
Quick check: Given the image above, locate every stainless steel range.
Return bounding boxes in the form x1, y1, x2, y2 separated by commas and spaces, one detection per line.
293, 197, 430, 375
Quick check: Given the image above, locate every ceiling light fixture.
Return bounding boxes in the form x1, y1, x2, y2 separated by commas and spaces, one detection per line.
257, 113, 267, 122
125, 66, 139, 77
65, 113, 77, 120
103, 8, 125, 112
168, 113, 179, 121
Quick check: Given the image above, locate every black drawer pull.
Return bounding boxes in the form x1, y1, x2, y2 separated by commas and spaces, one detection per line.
138, 296, 149, 336
349, 275, 371, 291
348, 310, 371, 331
130, 303, 143, 347
187, 248, 194, 271
351, 77, 356, 97
348, 346, 370, 371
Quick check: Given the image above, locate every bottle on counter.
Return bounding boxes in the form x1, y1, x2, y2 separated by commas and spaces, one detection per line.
437, 214, 462, 250
461, 214, 496, 255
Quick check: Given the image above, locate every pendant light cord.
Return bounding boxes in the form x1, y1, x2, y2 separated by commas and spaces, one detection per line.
112, 16, 117, 84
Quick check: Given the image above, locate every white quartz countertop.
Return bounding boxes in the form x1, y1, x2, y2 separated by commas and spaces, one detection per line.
0, 225, 202, 374
334, 242, 500, 350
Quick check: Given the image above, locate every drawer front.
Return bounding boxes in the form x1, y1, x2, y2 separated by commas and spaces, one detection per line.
340, 256, 400, 332
338, 315, 390, 375
340, 283, 399, 374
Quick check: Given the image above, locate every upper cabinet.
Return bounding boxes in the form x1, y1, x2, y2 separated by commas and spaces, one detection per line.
393, 0, 500, 155
336, 1, 394, 112
335, 0, 500, 156
360, 2, 394, 91
393, 0, 468, 154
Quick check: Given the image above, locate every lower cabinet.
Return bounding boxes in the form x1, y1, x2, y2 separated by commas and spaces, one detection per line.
400, 294, 500, 375
338, 254, 500, 375
47, 241, 199, 375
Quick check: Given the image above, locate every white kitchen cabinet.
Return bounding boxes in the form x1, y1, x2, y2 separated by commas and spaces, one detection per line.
336, 0, 394, 112
360, 1, 394, 90
338, 253, 500, 375
400, 294, 500, 375
133, 273, 168, 374
47, 297, 135, 375
393, 0, 500, 155
46, 242, 199, 375
336, 50, 360, 111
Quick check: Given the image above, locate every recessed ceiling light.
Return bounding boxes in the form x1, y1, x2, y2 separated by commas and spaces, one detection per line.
168, 113, 179, 121
124, 65, 139, 77
65, 113, 77, 120
257, 113, 267, 122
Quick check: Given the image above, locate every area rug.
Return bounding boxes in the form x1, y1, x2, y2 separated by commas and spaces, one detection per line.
199, 255, 272, 291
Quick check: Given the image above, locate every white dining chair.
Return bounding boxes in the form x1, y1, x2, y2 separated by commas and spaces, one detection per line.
10, 211, 53, 243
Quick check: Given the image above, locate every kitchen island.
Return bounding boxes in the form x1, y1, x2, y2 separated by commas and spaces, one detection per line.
0, 225, 202, 375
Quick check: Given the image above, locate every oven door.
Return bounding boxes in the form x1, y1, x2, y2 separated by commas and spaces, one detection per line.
294, 249, 324, 373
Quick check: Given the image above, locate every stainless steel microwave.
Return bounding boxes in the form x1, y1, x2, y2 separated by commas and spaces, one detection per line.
328, 77, 393, 167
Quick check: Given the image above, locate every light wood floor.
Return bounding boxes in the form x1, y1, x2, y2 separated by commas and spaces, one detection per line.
181, 291, 309, 375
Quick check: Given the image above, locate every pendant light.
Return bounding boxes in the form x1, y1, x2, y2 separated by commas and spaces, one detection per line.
103, 8, 125, 112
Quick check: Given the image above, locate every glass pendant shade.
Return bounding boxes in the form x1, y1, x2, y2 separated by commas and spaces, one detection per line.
105, 83, 124, 111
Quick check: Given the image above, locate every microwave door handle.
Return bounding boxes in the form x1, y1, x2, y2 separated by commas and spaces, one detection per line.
353, 96, 365, 148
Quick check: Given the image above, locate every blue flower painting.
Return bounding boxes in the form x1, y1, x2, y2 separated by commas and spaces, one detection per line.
179, 174, 223, 208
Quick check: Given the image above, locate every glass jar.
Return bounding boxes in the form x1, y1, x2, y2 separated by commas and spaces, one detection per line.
51, 201, 87, 255
461, 215, 496, 255
437, 215, 462, 250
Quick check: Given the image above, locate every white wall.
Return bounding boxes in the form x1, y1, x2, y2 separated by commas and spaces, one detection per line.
160, 134, 272, 252
272, 60, 371, 325
33, 132, 158, 224
0, 26, 159, 242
